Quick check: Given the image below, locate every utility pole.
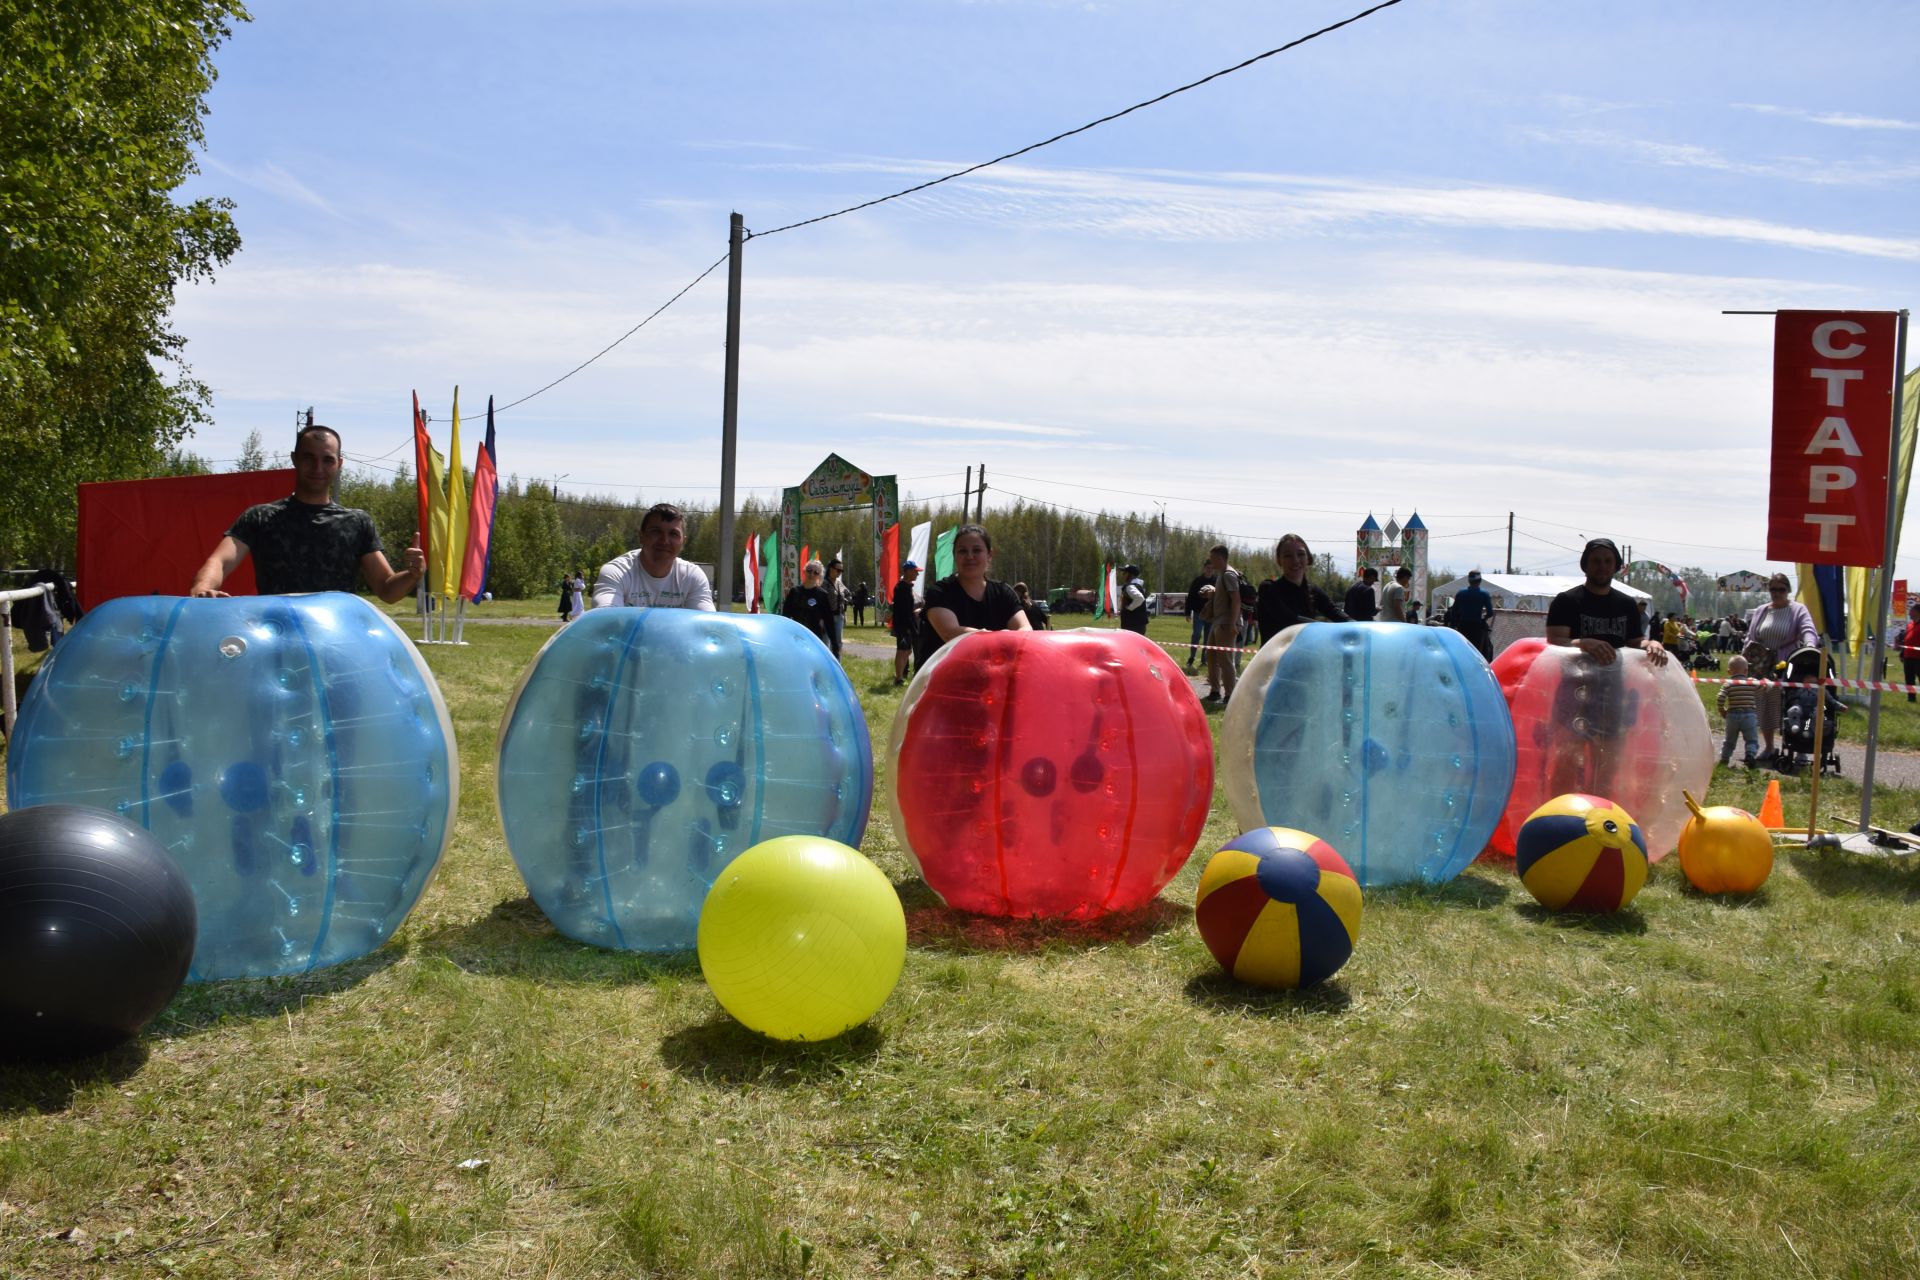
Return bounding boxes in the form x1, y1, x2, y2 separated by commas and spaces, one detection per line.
975, 462, 986, 521
716, 212, 744, 611
963, 466, 972, 523
1505, 512, 1514, 574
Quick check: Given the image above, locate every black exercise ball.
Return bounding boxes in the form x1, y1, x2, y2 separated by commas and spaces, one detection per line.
0, 804, 197, 1060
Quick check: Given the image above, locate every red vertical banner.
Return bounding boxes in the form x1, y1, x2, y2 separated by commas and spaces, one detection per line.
1768, 310, 1899, 565
411, 391, 432, 563
1895, 579, 1909, 617
880, 522, 899, 621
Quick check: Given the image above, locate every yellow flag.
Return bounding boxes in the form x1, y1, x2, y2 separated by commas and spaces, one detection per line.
425, 436, 451, 597
440, 388, 469, 596
1844, 367, 1920, 653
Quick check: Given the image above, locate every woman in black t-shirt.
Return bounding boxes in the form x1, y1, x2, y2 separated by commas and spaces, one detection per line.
780, 559, 837, 650
918, 524, 1032, 666
1255, 533, 1349, 644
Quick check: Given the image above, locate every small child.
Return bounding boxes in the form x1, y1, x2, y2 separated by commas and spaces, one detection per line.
1717, 656, 1760, 767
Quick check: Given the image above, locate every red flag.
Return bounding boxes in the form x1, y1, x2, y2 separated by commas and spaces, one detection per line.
411, 391, 432, 563
744, 533, 761, 612
881, 523, 899, 594
458, 399, 499, 601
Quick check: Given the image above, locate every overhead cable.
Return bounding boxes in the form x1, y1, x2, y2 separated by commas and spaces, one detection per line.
745, 0, 1407, 241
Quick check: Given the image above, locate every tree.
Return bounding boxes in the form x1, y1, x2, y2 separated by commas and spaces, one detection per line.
236, 429, 267, 472
0, 1, 248, 565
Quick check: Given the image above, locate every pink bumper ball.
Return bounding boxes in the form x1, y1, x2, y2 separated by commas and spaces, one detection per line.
887, 629, 1213, 919
1489, 638, 1711, 862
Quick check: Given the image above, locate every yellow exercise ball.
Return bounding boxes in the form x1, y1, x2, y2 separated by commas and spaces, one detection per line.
1677, 791, 1774, 895
696, 836, 906, 1042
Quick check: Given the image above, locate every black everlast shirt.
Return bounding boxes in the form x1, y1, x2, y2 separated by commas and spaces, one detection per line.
228, 497, 381, 595
1545, 584, 1645, 651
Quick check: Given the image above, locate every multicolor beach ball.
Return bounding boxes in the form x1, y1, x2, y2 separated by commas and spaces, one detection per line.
1194, 828, 1362, 989
1514, 793, 1649, 913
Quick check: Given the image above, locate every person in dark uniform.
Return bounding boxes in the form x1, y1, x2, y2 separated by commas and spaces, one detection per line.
891, 561, 921, 685
1119, 565, 1149, 634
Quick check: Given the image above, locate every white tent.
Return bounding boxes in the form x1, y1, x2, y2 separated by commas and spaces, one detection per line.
1430, 573, 1651, 613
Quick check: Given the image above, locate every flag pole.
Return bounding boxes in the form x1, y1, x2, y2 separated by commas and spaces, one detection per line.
1859, 309, 1911, 833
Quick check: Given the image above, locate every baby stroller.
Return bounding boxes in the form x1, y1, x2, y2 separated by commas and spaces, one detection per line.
1776, 646, 1844, 776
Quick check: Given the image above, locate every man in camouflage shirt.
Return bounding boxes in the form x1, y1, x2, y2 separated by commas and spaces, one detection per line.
191, 425, 426, 600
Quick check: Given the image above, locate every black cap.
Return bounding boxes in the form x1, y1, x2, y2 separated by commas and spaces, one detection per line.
1122, 564, 1140, 575
1581, 537, 1622, 570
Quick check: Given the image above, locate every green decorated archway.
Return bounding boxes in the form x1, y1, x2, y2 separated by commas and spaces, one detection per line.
780, 453, 899, 612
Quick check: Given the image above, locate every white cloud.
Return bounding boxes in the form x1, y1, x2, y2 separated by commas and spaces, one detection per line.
863, 412, 1092, 437
737, 154, 1920, 258
1734, 103, 1920, 132
1524, 127, 1920, 187
204, 158, 343, 217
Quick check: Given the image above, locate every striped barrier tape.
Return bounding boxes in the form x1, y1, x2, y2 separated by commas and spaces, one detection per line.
1690, 672, 1918, 695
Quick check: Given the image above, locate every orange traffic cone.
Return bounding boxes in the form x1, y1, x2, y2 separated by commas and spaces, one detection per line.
1758, 777, 1785, 830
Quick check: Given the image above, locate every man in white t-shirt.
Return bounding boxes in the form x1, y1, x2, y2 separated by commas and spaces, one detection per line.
592, 503, 716, 610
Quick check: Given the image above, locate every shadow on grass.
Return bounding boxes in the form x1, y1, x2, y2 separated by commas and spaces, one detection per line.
414, 895, 700, 985
1372, 867, 1513, 910
151, 946, 404, 1038
0, 1040, 149, 1115
1183, 970, 1353, 1016
659, 1016, 885, 1086
1512, 902, 1649, 934
1787, 847, 1920, 901
897, 879, 1191, 953
1677, 881, 1774, 908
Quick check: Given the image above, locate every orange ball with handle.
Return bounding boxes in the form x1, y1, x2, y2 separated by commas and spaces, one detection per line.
1677, 790, 1774, 894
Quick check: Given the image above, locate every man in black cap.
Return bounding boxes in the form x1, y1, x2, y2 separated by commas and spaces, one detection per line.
890, 560, 921, 685
1447, 569, 1496, 659
1119, 564, 1149, 634
1545, 539, 1666, 667
1542, 537, 1667, 793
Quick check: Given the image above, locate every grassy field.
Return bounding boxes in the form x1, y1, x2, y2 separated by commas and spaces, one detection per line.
5, 611, 1920, 1277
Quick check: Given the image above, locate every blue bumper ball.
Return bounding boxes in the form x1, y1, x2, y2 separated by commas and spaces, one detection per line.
496, 609, 872, 953
6, 594, 457, 980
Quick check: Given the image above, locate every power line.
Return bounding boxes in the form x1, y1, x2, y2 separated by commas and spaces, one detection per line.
491, 252, 731, 413
1512, 526, 1584, 555
745, 0, 1407, 241
311, 5, 1407, 445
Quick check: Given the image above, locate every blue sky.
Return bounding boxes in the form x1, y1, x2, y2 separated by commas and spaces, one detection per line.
171, 0, 1920, 583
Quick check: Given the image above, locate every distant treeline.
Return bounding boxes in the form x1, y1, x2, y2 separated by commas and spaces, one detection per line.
331, 467, 1289, 603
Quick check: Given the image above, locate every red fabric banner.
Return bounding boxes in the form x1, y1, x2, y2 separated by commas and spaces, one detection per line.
458, 438, 498, 601
411, 391, 432, 564
76, 470, 295, 611
746, 533, 761, 612
1768, 310, 1899, 565
880, 523, 899, 622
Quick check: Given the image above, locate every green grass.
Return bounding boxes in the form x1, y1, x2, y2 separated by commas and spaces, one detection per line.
4, 619, 1920, 1277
